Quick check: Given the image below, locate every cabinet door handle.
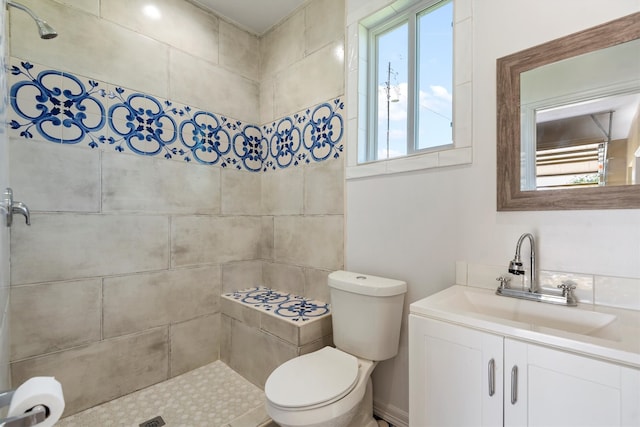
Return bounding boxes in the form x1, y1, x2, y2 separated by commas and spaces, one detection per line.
488, 358, 495, 396
511, 365, 518, 404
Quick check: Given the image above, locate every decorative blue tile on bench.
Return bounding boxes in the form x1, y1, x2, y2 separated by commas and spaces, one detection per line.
223, 287, 330, 322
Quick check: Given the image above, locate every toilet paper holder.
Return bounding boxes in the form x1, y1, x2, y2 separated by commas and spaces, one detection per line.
0, 389, 47, 427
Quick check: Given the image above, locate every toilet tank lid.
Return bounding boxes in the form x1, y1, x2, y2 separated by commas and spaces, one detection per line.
328, 271, 407, 297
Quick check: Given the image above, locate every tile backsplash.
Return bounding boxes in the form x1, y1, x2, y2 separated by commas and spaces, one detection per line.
456, 261, 640, 311
9, 59, 344, 173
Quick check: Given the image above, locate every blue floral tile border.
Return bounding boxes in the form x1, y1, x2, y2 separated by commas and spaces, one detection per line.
223, 287, 330, 323
8, 60, 344, 172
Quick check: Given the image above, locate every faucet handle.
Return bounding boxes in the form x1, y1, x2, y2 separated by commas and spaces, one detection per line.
496, 276, 512, 289
11, 201, 30, 226
557, 281, 577, 301
557, 281, 576, 292
1, 188, 31, 227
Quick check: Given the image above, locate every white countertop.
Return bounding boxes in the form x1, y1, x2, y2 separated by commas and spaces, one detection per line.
410, 285, 640, 368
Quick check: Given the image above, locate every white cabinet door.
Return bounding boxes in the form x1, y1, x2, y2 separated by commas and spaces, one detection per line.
504, 338, 640, 427
409, 314, 640, 427
409, 315, 503, 427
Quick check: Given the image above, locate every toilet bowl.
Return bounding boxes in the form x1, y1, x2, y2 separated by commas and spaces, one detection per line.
264, 271, 406, 427
265, 347, 378, 427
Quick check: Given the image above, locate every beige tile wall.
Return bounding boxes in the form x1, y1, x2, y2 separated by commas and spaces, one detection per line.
170, 313, 222, 376
10, 140, 101, 212
101, 154, 222, 215
102, 267, 221, 338
260, 0, 345, 123
11, 279, 102, 360
7, 0, 345, 416
12, 328, 169, 416
8, 145, 233, 416
0, 2, 12, 390
257, 0, 345, 308
220, 311, 333, 388
10, 0, 171, 100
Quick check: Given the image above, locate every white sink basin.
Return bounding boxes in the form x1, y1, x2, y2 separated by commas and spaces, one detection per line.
442, 286, 617, 336
412, 286, 618, 340
410, 285, 640, 367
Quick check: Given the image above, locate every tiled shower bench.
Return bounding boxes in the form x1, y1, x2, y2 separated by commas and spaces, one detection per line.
221, 287, 333, 388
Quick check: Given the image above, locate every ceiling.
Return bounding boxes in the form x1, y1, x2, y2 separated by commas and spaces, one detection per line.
191, 0, 309, 35
536, 92, 640, 142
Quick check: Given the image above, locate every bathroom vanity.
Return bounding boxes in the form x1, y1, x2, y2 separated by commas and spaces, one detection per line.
408, 285, 640, 426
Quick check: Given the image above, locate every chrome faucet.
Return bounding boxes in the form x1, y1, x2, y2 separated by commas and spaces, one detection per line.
496, 232, 577, 306
1, 188, 31, 226
11, 201, 31, 226
508, 233, 536, 293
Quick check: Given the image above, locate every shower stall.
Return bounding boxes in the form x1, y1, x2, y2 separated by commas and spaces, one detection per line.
1, 0, 346, 424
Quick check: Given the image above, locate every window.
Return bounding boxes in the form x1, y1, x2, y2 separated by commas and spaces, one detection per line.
366, 0, 453, 162
346, 0, 472, 178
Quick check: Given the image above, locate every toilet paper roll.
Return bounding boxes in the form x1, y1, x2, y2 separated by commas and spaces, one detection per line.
8, 377, 65, 427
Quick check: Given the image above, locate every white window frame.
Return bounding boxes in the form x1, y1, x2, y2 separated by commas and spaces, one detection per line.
367, 0, 453, 161
345, 0, 473, 179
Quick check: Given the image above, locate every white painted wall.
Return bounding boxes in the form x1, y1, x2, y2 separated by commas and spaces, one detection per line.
345, 0, 640, 421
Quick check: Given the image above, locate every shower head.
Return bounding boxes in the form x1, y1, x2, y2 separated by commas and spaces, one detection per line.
34, 19, 57, 39
7, 1, 58, 39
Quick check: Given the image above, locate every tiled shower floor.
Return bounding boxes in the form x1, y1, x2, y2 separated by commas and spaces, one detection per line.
56, 361, 271, 427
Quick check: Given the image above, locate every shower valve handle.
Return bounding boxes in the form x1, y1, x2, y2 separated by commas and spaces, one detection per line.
1, 188, 31, 227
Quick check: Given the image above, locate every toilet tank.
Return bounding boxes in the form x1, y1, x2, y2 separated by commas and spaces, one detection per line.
328, 270, 407, 361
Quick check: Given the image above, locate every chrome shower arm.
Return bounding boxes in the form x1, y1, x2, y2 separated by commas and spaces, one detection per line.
7, 1, 38, 21
6, 1, 57, 39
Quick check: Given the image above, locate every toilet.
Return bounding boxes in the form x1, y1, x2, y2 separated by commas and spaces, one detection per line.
265, 270, 407, 427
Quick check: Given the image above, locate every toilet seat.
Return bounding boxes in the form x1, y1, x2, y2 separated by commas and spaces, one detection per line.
265, 347, 359, 410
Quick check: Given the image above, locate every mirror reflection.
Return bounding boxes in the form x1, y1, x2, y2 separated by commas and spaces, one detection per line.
520, 39, 640, 191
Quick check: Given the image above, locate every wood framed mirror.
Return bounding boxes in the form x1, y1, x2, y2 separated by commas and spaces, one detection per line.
497, 12, 640, 210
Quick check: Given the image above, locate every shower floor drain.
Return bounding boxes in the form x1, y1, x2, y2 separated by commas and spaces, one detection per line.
139, 416, 165, 427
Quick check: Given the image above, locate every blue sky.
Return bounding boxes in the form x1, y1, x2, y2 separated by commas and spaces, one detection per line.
376, 1, 453, 159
